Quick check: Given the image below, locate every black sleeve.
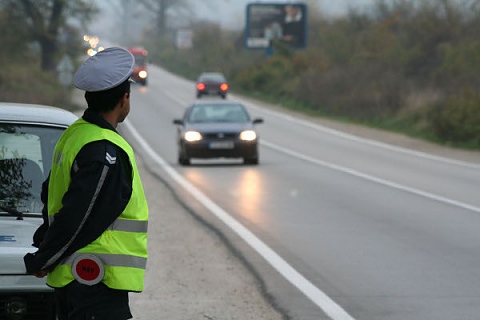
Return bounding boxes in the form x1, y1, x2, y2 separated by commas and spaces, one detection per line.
24, 140, 132, 273
32, 174, 50, 248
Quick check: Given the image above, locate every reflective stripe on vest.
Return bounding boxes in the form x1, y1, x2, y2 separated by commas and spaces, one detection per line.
64, 253, 147, 270
108, 219, 148, 233
47, 217, 148, 233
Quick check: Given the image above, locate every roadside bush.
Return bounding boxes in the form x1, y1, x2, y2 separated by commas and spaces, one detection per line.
295, 62, 407, 120
235, 55, 296, 97
0, 64, 65, 107
431, 89, 480, 148
0, 7, 31, 65
434, 40, 480, 92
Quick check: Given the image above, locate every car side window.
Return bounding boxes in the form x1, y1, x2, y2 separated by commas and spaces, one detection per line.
0, 124, 62, 213
0, 130, 43, 170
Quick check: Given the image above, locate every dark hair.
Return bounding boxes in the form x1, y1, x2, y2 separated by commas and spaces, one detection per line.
85, 79, 131, 112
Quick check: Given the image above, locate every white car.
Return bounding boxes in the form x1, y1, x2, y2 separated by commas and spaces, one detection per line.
0, 103, 77, 320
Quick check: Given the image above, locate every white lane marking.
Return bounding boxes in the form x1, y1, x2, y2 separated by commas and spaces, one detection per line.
262, 140, 480, 214
123, 119, 357, 320
234, 97, 480, 170
162, 89, 190, 106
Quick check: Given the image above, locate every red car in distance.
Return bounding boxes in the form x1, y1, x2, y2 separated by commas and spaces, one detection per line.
127, 47, 148, 86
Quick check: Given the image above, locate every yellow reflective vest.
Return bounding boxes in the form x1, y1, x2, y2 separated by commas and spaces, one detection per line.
46, 118, 148, 292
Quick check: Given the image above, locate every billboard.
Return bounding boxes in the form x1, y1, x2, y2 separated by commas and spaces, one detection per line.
245, 2, 307, 50
176, 29, 193, 49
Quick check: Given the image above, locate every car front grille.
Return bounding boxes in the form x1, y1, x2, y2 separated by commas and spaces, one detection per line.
0, 292, 55, 320
203, 132, 238, 140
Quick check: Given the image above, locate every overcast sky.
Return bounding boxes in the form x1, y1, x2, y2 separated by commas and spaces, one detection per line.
91, 0, 378, 40
190, 0, 377, 28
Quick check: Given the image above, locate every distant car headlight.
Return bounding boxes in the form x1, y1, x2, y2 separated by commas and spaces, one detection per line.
240, 130, 256, 141
184, 131, 202, 142
139, 70, 147, 79
87, 48, 97, 56
5, 297, 28, 319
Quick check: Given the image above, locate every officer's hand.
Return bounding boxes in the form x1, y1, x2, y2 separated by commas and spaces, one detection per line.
32, 270, 48, 278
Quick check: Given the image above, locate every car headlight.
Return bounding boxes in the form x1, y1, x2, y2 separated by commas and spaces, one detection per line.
184, 131, 202, 142
240, 130, 256, 141
5, 297, 28, 319
138, 70, 147, 79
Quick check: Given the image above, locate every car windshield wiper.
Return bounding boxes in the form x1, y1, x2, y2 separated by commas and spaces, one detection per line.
0, 205, 24, 220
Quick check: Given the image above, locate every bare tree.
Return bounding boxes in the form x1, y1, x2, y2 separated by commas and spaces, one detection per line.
137, 0, 189, 36
0, 0, 97, 71
102, 0, 150, 43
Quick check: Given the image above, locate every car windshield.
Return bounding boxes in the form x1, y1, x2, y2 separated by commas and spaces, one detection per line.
0, 124, 64, 215
199, 73, 226, 82
133, 54, 147, 66
188, 104, 250, 123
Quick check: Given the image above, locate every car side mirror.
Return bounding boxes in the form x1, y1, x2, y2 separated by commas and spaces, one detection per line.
253, 118, 263, 124
173, 119, 184, 125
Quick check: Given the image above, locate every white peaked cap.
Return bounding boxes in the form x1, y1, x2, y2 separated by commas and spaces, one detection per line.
74, 47, 134, 92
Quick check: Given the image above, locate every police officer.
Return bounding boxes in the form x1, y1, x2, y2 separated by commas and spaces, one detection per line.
24, 47, 149, 320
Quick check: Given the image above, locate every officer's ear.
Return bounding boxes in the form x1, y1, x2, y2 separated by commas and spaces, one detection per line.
118, 92, 130, 109
120, 92, 130, 106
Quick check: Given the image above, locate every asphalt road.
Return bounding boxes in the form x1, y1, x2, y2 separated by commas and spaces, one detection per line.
73, 63, 480, 320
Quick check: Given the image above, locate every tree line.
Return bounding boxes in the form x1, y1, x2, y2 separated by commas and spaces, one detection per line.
0, 0, 187, 107
145, 0, 480, 149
